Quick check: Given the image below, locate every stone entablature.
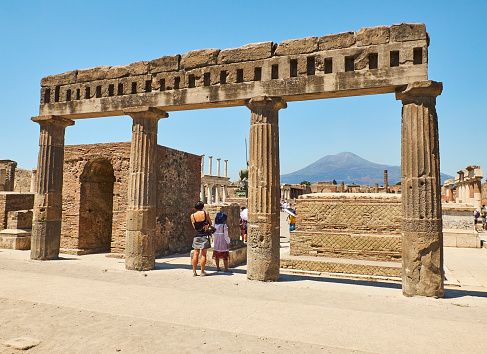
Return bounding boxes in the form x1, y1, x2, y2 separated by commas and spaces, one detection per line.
39, 23, 428, 118
454, 165, 482, 207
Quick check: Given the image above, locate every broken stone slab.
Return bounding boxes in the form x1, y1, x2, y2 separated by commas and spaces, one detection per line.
356, 26, 390, 46
274, 37, 318, 56
181, 49, 220, 70
3, 337, 40, 350
218, 41, 273, 64
390, 23, 427, 42
319, 31, 356, 50
149, 54, 180, 73
40, 70, 77, 87
76, 66, 112, 83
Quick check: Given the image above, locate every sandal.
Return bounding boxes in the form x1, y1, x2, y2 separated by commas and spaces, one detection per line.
193, 272, 198, 277
200, 272, 207, 277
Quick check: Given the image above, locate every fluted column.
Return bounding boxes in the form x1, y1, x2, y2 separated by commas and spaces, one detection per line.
124, 107, 168, 271
224, 160, 228, 177
200, 184, 205, 202
208, 156, 213, 176
473, 180, 482, 210
201, 154, 205, 176
215, 184, 220, 203
222, 186, 227, 202
208, 185, 213, 204
245, 96, 286, 281
31, 115, 74, 260
30, 168, 37, 193
396, 81, 443, 297
217, 158, 221, 177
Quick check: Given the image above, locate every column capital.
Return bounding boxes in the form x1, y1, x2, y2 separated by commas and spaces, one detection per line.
395, 81, 443, 105
123, 106, 168, 120
245, 96, 287, 112
31, 115, 75, 128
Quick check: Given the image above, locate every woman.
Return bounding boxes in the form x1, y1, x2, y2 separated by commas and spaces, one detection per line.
191, 201, 212, 276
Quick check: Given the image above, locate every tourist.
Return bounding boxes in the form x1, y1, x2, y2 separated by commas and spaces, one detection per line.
287, 211, 296, 232
213, 212, 232, 273
482, 205, 487, 231
240, 206, 248, 242
191, 201, 212, 276
474, 208, 480, 232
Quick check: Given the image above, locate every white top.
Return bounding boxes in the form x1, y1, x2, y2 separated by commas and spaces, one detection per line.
213, 224, 230, 252
240, 208, 248, 221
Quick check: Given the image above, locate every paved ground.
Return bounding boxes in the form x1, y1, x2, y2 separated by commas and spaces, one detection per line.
1, 213, 487, 353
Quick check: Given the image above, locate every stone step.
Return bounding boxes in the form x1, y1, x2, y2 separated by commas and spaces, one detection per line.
280, 250, 401, 278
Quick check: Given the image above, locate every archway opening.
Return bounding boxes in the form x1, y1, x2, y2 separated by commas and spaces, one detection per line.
78, 158, 115, 253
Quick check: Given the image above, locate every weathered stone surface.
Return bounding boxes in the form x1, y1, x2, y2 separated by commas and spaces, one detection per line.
181, 49, 220, 70
3, 337, 40, 350
77, 66, 111, 83
106, 65, 130, 79
149, 55, 180, 73
274, 37, 318, 56
390, 23, 427, 42
319, 31, 356, 50
356, 26, 390, 46
218, 41, 273, 64
40, 70, 77, 87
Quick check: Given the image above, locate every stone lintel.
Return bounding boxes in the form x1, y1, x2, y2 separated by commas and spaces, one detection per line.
31, 115, 75, 127
395, 80, 442, 103
123, 106, 168, 119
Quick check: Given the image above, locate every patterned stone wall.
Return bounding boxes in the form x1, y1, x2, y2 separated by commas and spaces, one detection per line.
442, 204, 475, 231
291, 193, 402, 261
62, 142, 200, 255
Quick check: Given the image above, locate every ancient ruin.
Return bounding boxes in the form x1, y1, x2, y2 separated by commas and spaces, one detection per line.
200, 155, 231, 204
33, 23, 442, 296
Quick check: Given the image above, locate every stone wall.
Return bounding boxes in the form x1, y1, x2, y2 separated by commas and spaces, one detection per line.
0, 192, 34, 231
62, 142, 200, 255
291, 193, 402, 261
14, 168, 33, 193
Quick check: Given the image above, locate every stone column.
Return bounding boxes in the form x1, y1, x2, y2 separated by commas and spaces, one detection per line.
474, 180, 482, 210
124, 107, 168, 271
208, 156, 213, 176
208, 185, 213, 205
30, 168, 37, 193
375, 184, 379, 193
222, 186, 227, 202
384, 170, 388, 193
215, 184, 220, 203
224, 160, 228, 177
217, 158, 221, 177
396, 81, 443, 297
30, 115, 74, 260
201, 154, 205, 176
245, 96, 286, 281
200, 184, 205, 202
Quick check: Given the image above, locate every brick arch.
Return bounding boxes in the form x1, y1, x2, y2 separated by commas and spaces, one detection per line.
78, 158, 116, 253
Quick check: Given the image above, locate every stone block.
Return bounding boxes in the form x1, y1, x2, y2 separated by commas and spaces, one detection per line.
218, 41, 273, 64
106, 65, 130, 79
390, 23, 427, 42
127, 61, 149, 76
356, 26, 390, 46
77, 66, 111, 83
0, 229, 31, 250
319, 31, 356, 50
274, 37, 319, 56
7, 210, 32, 229
149, 55, 180, 73
181, 49, 220, 70
40, 70, 77, 87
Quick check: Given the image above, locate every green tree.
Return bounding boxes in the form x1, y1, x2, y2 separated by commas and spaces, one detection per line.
396, 181, 401, 185
300, 181, 311, 186
332, 179, 337, 185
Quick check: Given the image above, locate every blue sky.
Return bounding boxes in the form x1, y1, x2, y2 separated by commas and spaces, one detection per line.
1, 0, 486, 181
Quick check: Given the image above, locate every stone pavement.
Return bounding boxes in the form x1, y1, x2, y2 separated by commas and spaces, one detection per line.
0, 214, 486, 353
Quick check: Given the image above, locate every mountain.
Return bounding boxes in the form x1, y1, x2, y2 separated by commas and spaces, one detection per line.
280, 152, 453, 185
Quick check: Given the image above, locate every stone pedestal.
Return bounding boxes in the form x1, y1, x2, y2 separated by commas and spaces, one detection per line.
124, 107, 168, 271
245, 96, 286, 281
396, 81, 444, 297
31, 115, 74, 260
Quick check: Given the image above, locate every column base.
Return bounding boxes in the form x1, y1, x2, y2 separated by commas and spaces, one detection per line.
246, 222, 280, 281
30, 220, 61, 260
125, 230, 155, 271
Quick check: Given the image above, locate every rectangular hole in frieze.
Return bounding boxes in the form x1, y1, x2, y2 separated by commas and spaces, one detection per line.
131, 82, 137, 94
85, 87, 90, 99
307, 57, 315, 75
159, 79, 165, 91
290, 59, 298, 77
324, 58, 332, 74
117, 83, 123, 95
65, 89, 71, 101
54, 86, 60, 102
345, 56, 355, 72
188, 75, 195, 88
271, 64, 279, 79
369, 53, 378, 69
108, 84, 114, 96
76, 88, 80, 100
174, 77, 180, 89
203, 73, 210, 86
390, 50, 399, 67
145, 80, 152, 92
413, 47, 423, 65
44, 88, 51, 103
254, 67, 262, 81
220, 71, 227, 84
236, 69, 243, 83
96, 86, 102, 98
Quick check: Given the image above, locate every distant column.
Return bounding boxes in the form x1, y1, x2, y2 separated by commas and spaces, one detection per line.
208, 156, 213, 176
217, 158, 221, 177
30, 168, 37, 193
384, 170, 388, 193
222, 186, 227, 202
200, 184, 205, 202
224, 160, 228, 177
30, 115, 74, 260
208, 185, 213, 205
124, 107, 168, 271
396, 81, 443, 297
201, 155, 205, 176
375, 183, 379, 193
245, 96, 286, 281
474, 180, 482, 210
